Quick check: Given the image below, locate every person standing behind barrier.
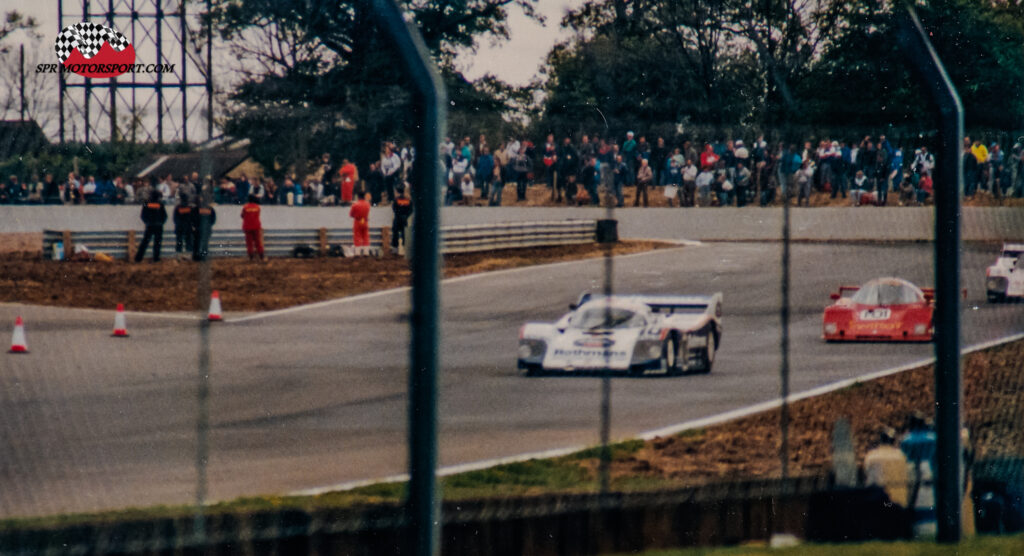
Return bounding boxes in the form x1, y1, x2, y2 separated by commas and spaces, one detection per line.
681, 157, 697, 207
135, 190, 167, 263
556, 137, 579, 204
391, 187, 413, 253
634, 158, 652, 207
241, 194, 264, 261
475, 146, 495, 200
864, 427, 910, 508
901, 413, 937, 538
488, 156, 504, 207
622, 131, 637, 185
173, 193, 194, 259
796, 159, 814, 207
350, 192, 371, 251
192, 194, 217, 262
381, 144, 402, 203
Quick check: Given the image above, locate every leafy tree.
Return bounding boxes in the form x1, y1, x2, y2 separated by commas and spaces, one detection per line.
539, 1, 759, 137
801, 0, 1024, 131
210, 0, 539, 176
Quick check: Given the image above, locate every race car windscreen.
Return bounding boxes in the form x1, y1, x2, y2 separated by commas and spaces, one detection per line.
570, 308, 643, 330
850, 281, 923, 305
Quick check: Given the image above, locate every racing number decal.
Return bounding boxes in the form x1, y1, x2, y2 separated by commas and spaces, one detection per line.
859, 308, 891, 320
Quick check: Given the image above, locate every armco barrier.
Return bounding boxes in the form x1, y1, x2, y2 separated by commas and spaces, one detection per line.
440, 220, 595, 253
41, 220, 598, 260
1, 476, 861, 555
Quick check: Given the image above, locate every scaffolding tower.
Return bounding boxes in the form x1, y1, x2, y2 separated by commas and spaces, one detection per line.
57, 0, 213, 145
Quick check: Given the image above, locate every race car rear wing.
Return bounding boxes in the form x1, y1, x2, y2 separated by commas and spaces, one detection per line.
639, 294, 723, 316
919, 288, 967, 303
830, 285, 860, 300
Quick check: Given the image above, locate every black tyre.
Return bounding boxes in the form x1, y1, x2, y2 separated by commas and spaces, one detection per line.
988, 292, 1005, 303
697, 330, 715, 374
663, 335, 683, 376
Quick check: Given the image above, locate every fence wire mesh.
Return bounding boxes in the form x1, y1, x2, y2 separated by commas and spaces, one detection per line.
2, 5, 1024, 556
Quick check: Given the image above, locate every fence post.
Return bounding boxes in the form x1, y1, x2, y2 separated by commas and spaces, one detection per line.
381, 227, 391, 257
318, 227, 328, 257
897, 3, 964, 542
62, 230, 73, 261
126, 230, 136, 261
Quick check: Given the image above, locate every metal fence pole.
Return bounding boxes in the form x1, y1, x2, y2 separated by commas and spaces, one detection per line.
896, 3, 965, 542
370, 2, 447, 555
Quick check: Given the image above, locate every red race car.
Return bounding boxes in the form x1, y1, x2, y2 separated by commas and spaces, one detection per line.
823, 277, 934, 342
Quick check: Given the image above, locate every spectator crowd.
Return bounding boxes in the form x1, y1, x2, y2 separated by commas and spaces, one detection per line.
1, 133, 1022, 209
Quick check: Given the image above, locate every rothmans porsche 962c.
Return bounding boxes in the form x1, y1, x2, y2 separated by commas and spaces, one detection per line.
517, 293, 723, 376
822, 277, 934, 342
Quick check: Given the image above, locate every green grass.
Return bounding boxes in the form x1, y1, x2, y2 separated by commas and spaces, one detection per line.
565, 438, 646, 460
627, 534, 1024, 556
0, 438, 660, 532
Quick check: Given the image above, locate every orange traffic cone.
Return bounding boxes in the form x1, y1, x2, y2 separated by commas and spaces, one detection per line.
208, 290, 223, 321
9, 316, 27, 353
112, 303, 129, 337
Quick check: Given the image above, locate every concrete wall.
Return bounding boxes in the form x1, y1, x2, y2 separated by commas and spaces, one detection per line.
2, 206, 1022, 241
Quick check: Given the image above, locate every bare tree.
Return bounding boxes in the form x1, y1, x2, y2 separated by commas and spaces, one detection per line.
0, 39, 56, 133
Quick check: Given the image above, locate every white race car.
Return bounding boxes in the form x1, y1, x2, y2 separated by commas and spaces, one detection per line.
986, 243, 1024, 302
517, 293, 723, 376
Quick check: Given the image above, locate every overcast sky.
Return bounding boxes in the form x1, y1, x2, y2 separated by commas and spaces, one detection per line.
13, 1, 581, 86
3, 1, 580, 139
458, 1, 582, 85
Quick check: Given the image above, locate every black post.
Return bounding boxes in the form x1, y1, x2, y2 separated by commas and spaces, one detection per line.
19, 44, 25, 121
206, 0, 213, 140
180, 1, 187, 144
156, 0, 163, 143
896, 3, 964, 543
780, 190, 790, 482
370, 2, 446, 555
59, 1, 65, 143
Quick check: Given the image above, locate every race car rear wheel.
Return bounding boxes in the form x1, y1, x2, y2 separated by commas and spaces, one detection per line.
663, 336, 682, 376
697, 330, 715, 374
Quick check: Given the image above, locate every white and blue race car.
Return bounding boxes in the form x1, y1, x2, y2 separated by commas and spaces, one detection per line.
517, 293, 723, 376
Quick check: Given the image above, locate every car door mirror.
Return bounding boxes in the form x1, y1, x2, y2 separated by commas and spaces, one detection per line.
568, 303, 578, 310
830, 293, 841, 301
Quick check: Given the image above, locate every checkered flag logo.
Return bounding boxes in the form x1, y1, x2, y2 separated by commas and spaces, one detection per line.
54, 22, 131, 64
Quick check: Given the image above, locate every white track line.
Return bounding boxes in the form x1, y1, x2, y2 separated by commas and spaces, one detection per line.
227, 245, 691, 324
289, 331, 1024, 497
0, 302, 202, 321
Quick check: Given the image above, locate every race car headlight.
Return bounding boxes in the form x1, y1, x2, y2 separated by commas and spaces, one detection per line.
824, 323, 838, 334
914, 324, 927, 335
518, 339, 546, 361
987, 278, 1007, 292
632, 340, 663, 363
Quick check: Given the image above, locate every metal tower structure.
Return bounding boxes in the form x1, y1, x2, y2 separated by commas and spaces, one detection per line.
58, 0, 213, 145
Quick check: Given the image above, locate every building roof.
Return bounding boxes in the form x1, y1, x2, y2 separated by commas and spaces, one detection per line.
129, 148, 251, 180
0, 120, 48, 160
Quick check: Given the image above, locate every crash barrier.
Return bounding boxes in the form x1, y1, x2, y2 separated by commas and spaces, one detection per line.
440, 220, 596, 254
41, 220, 598, 260
0, 475, 921, 555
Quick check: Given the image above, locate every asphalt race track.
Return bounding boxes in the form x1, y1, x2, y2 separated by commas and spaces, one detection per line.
1, 241, 1022, 518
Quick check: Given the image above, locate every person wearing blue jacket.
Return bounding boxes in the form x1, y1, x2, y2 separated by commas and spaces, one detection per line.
475, 147, 495, 199
889, 147, 904, 193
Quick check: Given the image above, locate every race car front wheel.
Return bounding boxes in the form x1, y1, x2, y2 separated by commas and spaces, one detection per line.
663, 336, 683, 376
